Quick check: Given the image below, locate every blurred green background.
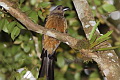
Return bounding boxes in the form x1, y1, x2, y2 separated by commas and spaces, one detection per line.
0, 0, 120, 80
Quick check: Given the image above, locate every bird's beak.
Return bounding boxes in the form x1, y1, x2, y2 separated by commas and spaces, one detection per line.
63, 7, 70, 11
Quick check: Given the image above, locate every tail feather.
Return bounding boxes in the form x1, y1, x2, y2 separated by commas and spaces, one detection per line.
38, 57, 48, 77
38, 49, 55, 80
48, 59, 54, 80
38, 49, 47, 77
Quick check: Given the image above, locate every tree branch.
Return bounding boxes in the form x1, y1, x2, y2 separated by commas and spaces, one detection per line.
0, 0, 80, 49
73, 0, 120, 80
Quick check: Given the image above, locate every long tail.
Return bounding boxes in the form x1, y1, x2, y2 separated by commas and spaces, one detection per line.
38, 48, 55, 80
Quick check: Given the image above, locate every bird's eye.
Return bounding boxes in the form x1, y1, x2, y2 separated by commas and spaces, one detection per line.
57, 7, 61, 10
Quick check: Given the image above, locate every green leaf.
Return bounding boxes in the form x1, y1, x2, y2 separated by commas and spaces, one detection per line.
9, 71, 16, 80
94, 0, 101, 6
61, 65, 68, 73
55, 69, 65, 80
23, 45, 31, 53
30, 0, 36, 5
57, 53, 65, 68
15, 73, 21, 80
68, 28, 83, 39
90, 31, 113, 48
28, 11, 38, 23
7, 21, 16, 33
19, 0, 25, 4
74, 64, 83, 71
2, 19, 9, 33
38, 2, 51, 8
96, 30, 113, 42
11, 27, 20, 40
90, 37, 111, 48
14, 53, 23, 61
38, 11, 45, 21
95, 46, 118, 51
90, 34, 97, 44
74, 72, 80, 80
102, 4, 116, 12
98, 7, 104, 14
21, 6, 31, 12
10, 70, 24, 80
0, 19, 6, 31
0, 73, 5, 80
0, 12, 3, 16
20, 68, 27, 76
89, 21, 100, 40
17, 22, 25, 29
89, 71, 100, 80
10, 71, 21, 80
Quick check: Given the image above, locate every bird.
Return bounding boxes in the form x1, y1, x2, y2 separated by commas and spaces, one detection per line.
38, 5, 69, 80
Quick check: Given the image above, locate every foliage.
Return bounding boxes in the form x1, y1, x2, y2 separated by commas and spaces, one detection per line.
0, 0, 119, 80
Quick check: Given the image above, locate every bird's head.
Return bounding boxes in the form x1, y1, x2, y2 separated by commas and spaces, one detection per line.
50, 5, 69, 16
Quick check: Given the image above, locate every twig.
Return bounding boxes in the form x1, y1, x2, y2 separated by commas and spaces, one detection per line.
32, 36, 41, 60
